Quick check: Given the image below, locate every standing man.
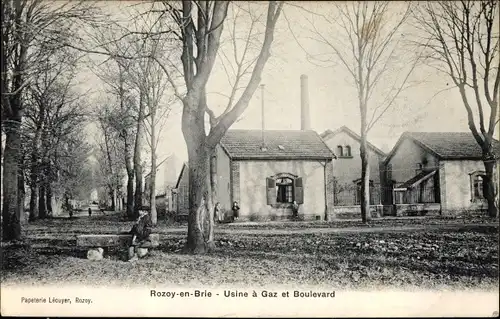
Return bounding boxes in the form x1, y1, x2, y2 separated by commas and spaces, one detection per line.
292, 201, 299, 220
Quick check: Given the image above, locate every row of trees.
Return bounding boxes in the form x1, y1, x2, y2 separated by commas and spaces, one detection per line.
90, 9, 176, 225
2, 1, 498, 253
1, 0, 100, 240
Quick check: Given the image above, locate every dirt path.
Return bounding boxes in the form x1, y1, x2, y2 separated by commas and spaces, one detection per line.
158, 222, 498, 236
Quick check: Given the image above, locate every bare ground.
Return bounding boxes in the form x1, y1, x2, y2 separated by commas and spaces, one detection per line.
1, 212, 498, 290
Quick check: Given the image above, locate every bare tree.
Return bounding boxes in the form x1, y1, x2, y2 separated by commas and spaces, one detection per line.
90, 43, 139, 219
140, 58, 173, 226
23, 43, 81, 221
63, 1, 282, 252
94, 104, 125, 212
154, 1, 283, 253
295, 1, 415, 223
414, 0, 499, 217
1, 0, 100, 240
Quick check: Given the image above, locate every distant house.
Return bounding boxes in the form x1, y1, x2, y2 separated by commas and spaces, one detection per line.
383, 132, 500, 216
174, 129, 336, 221
144, 154, 181, 214
320, 126, 387, 218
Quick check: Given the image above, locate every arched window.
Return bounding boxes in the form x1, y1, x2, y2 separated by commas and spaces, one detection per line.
470, 171, 486, 201
337, 145, 343, 157
266, 173, 303, 205
276, 177, 294, 203
344, 145, 352, 157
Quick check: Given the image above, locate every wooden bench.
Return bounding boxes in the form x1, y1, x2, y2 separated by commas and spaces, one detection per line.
76, 234, 160, 260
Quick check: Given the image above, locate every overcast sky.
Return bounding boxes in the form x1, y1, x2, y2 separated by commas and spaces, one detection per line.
81, 1, 496, 164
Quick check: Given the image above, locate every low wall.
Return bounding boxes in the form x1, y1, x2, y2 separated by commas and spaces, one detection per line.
441, 208, 488, 218
326, 205, 384, 221
390, 203, 441, 217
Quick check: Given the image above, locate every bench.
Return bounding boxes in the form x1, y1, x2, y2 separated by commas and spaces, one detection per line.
76, 234, 160, 260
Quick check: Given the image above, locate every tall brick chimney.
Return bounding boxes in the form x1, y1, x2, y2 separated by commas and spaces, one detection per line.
300, 74, 311, 130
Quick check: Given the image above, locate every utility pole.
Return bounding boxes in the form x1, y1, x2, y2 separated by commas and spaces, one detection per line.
260, 84, 266, 150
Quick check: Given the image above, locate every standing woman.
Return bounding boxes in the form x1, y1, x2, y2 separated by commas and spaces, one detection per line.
214, 202, 222, 223
232, 201, 240, 221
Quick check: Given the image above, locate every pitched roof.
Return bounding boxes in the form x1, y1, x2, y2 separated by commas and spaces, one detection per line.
385, 131, 500, 164
320, 126, 386, 157
220, 129, 335, 160
174, 162, 188, 189
144, 155, 172, 178
398, 170, 437, 189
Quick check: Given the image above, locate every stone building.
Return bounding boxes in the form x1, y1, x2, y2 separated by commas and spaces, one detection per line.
320, 126, 387, 218
144, 154, 182, 214
383, 132, 500, 216
174, 74, 338, 221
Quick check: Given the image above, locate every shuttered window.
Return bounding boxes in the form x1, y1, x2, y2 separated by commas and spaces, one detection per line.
266, 175, 303, 205
266, 177, 276, 205
294, 177, 304, 204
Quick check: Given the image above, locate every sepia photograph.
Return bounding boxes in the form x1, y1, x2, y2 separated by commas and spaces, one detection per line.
1, 0, 499, 317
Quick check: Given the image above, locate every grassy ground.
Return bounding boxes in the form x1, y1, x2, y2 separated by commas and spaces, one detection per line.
1, 212, 498, 290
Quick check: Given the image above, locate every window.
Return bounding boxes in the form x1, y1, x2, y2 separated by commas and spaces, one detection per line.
266, 174, 303, 205
337, 146, 343, 157
276, 177, 294, 203
470, 171, 486, 201
344, 145, 352, 157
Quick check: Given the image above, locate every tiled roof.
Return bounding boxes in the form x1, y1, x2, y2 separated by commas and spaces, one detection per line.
320, 126, 386, 157
220, 129, 335, 160
405, 132, 500, 160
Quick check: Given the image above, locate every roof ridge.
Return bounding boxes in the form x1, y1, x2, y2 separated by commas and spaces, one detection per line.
320, 125, 386, 156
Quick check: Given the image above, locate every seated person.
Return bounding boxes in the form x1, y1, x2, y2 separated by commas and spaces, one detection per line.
128, 209, 153, 261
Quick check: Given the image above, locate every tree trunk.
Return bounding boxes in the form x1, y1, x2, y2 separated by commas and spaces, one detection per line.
29, 183, 39, 221
185, 143, 214, 254
133, 92, 146, 218
18, 164, 26, 225
360, 137, 372, 223
126, 172, 134, 218
39, 184, 47, 219
46, 183, 53, 217
29, 146, 41, 221
103, 127, 116, 212
182, 94, 215, 253
150, 146, 157, 226
208, 146, 217, 243
110, 188, 116, 211
483, 159, 498, 218
149, 103, 158, 225
2, 124, 22, 241
123, 133, 134, 219
134, 161, 143, 215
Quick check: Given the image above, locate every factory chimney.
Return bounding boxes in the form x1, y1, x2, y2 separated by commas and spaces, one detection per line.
300, 74, 311, 130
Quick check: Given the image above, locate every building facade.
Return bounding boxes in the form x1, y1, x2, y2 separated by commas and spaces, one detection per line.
144, 154, 181, 214
320, 126, 387, 218
384, 132, 500, 216
174, 129, 336, 221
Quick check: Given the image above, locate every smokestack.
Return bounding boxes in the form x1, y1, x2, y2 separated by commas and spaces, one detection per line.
300, 74, 311, 130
